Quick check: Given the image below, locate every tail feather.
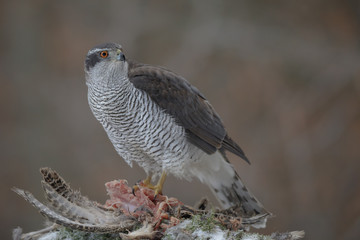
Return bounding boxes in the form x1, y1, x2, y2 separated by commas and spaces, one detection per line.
212, 172, 268, 216
190, 150, 270, 227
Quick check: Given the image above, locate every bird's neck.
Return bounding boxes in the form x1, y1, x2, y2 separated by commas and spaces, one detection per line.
88, 74, 131, 92
87, 71, 139, 121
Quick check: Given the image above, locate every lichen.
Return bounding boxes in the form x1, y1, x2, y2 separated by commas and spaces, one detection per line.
55, 228, 122, 240
186, 211, 219, 233
163, 216, 278, 240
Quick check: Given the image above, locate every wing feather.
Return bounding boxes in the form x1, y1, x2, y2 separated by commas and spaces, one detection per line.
128, 60, 249, 163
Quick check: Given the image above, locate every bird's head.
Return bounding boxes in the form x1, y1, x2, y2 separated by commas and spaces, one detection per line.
84, 42, 128, 87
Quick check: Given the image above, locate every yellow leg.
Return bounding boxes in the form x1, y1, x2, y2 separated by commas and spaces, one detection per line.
143, 175, 154, 188
153, 171, 167, 196
132, 172, 167, 196
132, 174, 153, 195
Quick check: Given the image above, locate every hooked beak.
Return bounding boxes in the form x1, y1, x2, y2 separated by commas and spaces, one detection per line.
116, 50, 126, 61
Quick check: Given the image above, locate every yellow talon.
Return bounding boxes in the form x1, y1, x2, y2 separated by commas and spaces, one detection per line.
132, 172, 167, 196
132, 175, 153, 195
142, 175, 155, 188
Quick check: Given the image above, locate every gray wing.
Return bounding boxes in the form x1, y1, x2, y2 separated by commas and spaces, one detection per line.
128, 60, 249, 163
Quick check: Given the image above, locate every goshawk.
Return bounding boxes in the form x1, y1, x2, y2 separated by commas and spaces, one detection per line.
84, 42, 269, 219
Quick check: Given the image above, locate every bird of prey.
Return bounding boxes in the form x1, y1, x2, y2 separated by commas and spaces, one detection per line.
84, 42, 269, 219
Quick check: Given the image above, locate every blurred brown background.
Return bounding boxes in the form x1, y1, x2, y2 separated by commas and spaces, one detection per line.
1, 1, 360, 239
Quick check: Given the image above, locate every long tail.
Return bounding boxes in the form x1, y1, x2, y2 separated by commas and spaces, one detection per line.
190, 151, 270, 226
213, 171, 268, 215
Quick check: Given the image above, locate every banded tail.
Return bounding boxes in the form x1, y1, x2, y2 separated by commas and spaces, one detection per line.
190, 151, 270, 227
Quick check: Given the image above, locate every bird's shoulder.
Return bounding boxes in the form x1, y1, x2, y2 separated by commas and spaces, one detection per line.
127, 59, 248, 162
128, 60, 199, 96
128, 60, 224, 152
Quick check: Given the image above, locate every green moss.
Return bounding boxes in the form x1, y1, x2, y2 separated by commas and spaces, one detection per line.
186, 212, 218, 233
56, 227, 122, 240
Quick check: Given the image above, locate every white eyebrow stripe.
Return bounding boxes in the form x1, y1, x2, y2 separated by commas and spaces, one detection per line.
87, 48, 112, 55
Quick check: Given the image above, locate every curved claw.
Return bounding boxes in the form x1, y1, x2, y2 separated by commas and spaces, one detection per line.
131, 172, 167, 199
132, 185, 138, 196
132, 175, 153, 196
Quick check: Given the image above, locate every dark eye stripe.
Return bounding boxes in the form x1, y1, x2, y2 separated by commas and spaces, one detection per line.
85, 52, 101, 71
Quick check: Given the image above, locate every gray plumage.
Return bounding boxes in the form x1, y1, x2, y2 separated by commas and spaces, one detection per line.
84, 42, 270, 222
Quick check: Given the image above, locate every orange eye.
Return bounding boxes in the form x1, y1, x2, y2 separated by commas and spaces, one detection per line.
100, 51, 109, 58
